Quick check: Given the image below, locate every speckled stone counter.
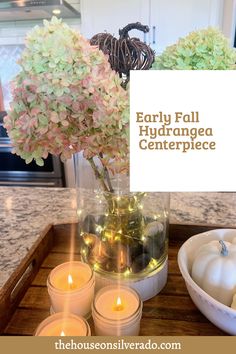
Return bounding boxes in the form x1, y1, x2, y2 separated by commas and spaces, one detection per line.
1, 187, 236, 291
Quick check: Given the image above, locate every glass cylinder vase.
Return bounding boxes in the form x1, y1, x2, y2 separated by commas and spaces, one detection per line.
74, 153, 170, 301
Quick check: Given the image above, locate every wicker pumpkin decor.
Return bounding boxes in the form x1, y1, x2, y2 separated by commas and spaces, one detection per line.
90, 22, 155, 88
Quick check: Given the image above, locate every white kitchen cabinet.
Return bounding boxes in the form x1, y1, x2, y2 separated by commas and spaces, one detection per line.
222, 0, 236, 45
146, 0, 224, 53
81, 0, 224, 53
80, 0, 148, 40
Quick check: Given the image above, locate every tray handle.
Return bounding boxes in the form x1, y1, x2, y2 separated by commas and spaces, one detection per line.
10, 259, 37, 303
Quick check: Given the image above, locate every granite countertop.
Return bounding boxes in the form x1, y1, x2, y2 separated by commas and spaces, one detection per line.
1, 187, 236, 291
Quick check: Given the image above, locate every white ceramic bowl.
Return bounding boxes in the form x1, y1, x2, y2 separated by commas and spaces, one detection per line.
178, 229, 236, 335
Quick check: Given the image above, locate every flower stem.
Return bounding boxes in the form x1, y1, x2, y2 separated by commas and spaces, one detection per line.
99, 153, 114, 193
104, 167, 114, 193
88, 157, 111, 193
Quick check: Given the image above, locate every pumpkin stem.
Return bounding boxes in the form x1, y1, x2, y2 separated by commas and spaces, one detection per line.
219, 240, 228, 256
119, 22, 150, 39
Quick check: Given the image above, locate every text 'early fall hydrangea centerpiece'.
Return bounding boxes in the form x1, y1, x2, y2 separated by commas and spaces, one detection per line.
4, 17, 129, 192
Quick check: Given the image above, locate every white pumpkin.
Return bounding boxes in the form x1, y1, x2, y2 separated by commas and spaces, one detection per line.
191, 240, 236, 306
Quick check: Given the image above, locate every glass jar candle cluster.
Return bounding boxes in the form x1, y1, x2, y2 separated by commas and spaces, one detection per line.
35, 260, 142, 336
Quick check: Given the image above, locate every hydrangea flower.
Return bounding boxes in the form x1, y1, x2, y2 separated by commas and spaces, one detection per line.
153, 28, 236, 70
4, 17, 129, 185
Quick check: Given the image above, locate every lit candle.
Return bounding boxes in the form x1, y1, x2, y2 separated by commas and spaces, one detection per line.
35, 313, 91, 336
92, 285, 142, 336
47, 261, 95, 319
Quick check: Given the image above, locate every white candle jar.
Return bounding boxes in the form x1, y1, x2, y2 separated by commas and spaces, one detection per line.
35, 312, 91, 336
92, 285, 143, 336
47, 261, 95, 319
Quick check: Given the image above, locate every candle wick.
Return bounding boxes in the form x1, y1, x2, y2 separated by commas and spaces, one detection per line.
69, 282, 76, 290
114, 304, 124, 311
114, 297, 124, 311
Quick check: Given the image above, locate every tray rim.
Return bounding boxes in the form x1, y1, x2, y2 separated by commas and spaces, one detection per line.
1, 221, 233, 336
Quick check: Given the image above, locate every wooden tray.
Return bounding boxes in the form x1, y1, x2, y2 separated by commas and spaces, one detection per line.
0, 223, 230, 336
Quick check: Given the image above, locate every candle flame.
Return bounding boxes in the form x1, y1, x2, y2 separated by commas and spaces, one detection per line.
114, 296, 124, 311
68, 274, 73, 285
117, 296, 122, 306
67, 274, 75, 290
60, 331, 65, 336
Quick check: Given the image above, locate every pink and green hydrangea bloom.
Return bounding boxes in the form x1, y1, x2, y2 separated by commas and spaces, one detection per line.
4, 17, 129, 174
